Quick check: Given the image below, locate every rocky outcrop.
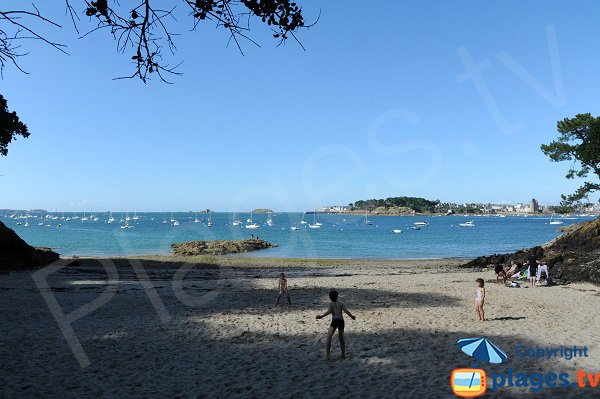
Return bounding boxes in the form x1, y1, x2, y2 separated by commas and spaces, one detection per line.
462, 217, 600, 284
171, 239, 277, 256
0, 221, 60, 272
460, 246, 544, 269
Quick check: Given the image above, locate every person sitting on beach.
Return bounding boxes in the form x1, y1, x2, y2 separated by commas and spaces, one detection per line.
275, 273, 291, 306
536, 259, 549, 285
494, 264, 507, 284
475, 278, 485, 321
316, 290, 356, 360
527, 257, 538, 288
506, 260, 519, 277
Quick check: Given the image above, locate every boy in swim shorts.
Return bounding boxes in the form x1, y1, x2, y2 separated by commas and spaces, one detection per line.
316, 290, 356, 360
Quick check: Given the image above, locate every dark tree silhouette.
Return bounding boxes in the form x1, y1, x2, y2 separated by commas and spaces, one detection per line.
0, 94, 29, 156
1, 1, 313, 82
0, 1, 313, 155
541, 113, 600, 204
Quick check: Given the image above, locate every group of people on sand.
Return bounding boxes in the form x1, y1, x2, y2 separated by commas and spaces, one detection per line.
494, 257, 550, 287
275, 273, 356, 360
475, 256, 552, 322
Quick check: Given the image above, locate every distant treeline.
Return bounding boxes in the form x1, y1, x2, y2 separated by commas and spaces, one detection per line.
350, 197, 441, 213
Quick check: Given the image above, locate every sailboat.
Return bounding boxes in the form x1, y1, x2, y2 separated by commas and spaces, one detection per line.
308, 212, 321, 229
549, 214, 563, 225
246, 210, 259, 229
107, 211, 116, 224
300, 213, 307, 224
170, 211, 176, 222
132, 212, 140, 220
121, 213, 133, 228
364, 209, 372, 225
266, 211, 274, 227
315, 211, 323, 226
81, 212, 89, 221
194, 211, 200, 223
207, 212, 213, 227
232, 212, 241, 226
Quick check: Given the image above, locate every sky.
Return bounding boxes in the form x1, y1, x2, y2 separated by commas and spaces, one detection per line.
1, 0, 599, 212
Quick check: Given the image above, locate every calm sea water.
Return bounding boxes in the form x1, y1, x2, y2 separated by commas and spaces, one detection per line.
2, 212, 593, 259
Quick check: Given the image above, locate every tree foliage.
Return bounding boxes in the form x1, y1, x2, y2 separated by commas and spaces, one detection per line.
0, 94, 29, 156
541, 113, 600, 204
1, 0, 313, 82
351, 197, 441, 213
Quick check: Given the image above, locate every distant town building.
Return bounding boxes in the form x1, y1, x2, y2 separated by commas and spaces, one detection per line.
530, 198, 540, 213
318, 205, 350, 213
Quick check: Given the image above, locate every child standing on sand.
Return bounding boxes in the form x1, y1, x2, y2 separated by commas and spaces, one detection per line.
275, 273, 291, 306
475, 278, 485, 321
316, 290, 356, 360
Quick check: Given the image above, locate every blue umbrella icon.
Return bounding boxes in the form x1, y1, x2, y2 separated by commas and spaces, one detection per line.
458, 337, 507, 364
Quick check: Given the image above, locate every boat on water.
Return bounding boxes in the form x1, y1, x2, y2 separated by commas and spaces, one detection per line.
459, 221, 475, 227
393, 229, 402, 234
300, 213, 307, 224
107, 212, 116, 224
132, 212, 140, 220
266, 212, 274, 227
364, 209, 372, 225
548, 214, 563, 225
207, 212, 213, 227
309, 211, 321, 228
290, 226, 299, 231
232, 212, 241, 226
120, 222, 132, 229
414, 221, 428, 227
246, 210, 259, 229
173, 220, 180, 226
411, 226, 421, 230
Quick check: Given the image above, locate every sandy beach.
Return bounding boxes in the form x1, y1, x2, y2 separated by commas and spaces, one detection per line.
1, 256, 599, 398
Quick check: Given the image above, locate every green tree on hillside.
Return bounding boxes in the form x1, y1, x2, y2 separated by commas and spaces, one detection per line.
541, 113, 600, 204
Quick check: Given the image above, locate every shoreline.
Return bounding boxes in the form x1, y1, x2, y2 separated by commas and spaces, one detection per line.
60, 255, 468, 270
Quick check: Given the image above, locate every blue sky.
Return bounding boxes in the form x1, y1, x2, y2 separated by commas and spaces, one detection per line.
1, 0, 599, 211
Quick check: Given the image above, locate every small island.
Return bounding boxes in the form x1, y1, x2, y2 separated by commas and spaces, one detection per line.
171, 238, 277, 256
251, 208, 273, 214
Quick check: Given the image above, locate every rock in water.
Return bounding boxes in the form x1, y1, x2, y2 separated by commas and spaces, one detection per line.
171, 239, 277, 256
0, 221, 60, 272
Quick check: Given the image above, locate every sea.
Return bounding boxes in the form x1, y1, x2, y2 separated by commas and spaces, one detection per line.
2, 212, 595, 259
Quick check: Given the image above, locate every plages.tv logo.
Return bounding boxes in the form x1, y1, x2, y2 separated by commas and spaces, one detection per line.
450, 337, 508, 398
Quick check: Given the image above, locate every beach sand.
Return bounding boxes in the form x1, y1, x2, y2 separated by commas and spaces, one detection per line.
1, 256, 599, 398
